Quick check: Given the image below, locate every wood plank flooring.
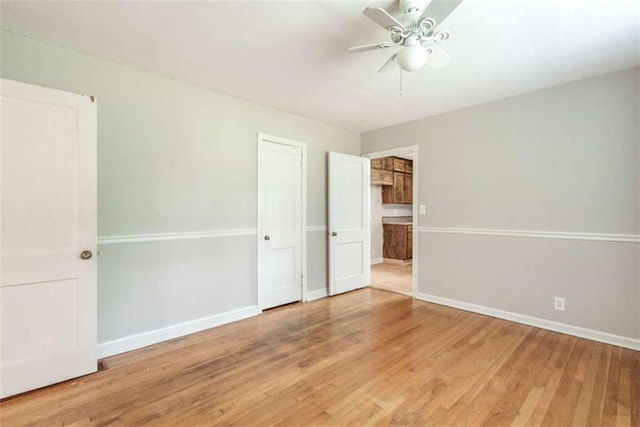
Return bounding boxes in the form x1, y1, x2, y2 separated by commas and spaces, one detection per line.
370, 262, 412, 296
1, 288, 638, 426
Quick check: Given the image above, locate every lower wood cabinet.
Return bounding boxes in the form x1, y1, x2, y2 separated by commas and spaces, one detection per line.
383, 224, 412, 261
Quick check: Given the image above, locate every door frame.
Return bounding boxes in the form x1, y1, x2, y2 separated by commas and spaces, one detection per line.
256, 133, 307, 310
361, 145, 419, 297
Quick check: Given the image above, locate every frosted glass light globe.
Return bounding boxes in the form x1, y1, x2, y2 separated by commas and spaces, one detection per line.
396, 44, 428, 71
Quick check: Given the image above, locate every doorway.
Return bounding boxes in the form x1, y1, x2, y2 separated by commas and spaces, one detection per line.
363, 146, 418, 297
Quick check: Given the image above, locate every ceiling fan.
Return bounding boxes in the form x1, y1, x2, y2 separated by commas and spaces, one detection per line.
347, 0, 464, 73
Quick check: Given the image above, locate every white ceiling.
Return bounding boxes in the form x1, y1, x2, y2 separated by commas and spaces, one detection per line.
2, 0, 639, 132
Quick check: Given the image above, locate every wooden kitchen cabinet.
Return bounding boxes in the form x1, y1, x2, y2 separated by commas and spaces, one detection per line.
405, 172, 413, 204
370, 156, 395, 185
381, 157, 394, 170
405, 160, 413, 174
371, 157, 393, 171
383, 223, 412, 261
393, 157, 405, 172
371, 168, 393, 185
382, 157, 413, 204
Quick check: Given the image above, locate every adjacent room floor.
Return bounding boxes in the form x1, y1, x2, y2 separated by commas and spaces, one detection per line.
370, 262, 412, 295
2, 288, 637, 426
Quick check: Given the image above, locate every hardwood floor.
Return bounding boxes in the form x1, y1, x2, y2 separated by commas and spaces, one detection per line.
1, 288, 638, 426
370, 262, 412, 296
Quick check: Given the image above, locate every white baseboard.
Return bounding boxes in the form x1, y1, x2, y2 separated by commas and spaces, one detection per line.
98, 305, 261, 358
370, 257, 384, 265
415, 292, 640, 351
306, 288, 328, 301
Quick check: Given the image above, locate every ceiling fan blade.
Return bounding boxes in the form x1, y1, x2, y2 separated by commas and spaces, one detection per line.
346, 42, 395, 53
363, 7, 406, 30
378, 54, 398, 73
424, 45, 451, 69
419, 0, 464, 28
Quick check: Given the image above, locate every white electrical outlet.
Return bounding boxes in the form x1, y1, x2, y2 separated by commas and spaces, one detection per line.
554, 297, 565, 312
419, 204, 426, 215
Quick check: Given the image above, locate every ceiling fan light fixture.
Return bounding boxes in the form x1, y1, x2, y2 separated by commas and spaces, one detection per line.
434, 31, 450, 43
396, 39, 428, 71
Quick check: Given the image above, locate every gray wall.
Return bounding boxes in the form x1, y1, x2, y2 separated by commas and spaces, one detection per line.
362, 68, 640, 340
1, 31, 360, 343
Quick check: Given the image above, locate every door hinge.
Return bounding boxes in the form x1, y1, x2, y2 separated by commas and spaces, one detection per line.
301, 275, 304, 286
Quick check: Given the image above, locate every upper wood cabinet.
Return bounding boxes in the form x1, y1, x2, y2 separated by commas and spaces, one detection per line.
370, 156, 395, 185
377, 156, 413, 204
405, 160, 413, 174
405, 173, 413, 204
371, 168, 393, 186
393, 157, 405, 172
371, 157, 393, 171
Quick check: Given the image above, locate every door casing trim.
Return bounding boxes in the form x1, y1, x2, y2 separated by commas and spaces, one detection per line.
361, 145, 419, 298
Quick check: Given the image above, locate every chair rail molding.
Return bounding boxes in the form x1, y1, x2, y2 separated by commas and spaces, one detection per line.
98, 229, 258, 245
417, 227, 640, 243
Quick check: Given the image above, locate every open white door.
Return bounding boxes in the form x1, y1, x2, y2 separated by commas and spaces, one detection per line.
1, 79, 97, 398
328, 152, 370, 295
258, 134, 306, 310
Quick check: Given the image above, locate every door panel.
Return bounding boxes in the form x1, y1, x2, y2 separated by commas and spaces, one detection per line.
405, 173, 413, 204
1, 79, 97, 398
328, 152, 370, 295
258, 138, 303, 309
393, 172, 405, 203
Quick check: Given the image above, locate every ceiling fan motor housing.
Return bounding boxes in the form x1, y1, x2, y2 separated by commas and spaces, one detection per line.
399, 0, 426, 14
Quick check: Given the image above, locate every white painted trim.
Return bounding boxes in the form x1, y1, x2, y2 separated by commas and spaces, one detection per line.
305, 288, 328, 302
415, 293, 640, 351
418, 227, 639, 243
257, 133, 307, 310
362, 146, 417, 159
98, 229, 258, 245
362, 145, 419, 298
370, 257, 384, 265
97, 306, 261, 358
307, 225, 328, 232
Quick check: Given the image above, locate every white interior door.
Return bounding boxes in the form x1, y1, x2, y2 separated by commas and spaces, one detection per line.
258, 135, 305, 310
1, 79, 97, 398
328, 152, 370, 295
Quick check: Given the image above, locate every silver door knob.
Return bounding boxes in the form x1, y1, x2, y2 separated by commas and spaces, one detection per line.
331, 232, 338, 237
80, 250, 93, 260
264, 235, 270, 241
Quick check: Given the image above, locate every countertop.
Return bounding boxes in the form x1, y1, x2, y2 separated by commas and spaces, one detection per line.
382, 216, 412, 226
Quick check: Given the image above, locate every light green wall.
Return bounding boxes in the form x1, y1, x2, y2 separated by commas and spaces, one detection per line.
1, 31, 360, 343
1, 31, 359, 234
